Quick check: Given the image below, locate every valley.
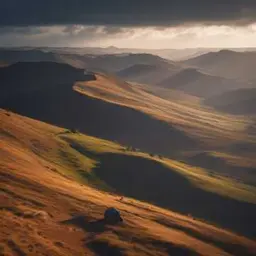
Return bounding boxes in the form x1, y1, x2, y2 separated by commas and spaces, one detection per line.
1, 48, 256, 256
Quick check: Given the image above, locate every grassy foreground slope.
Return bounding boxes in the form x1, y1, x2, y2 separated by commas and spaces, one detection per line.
1, 109, 256, 256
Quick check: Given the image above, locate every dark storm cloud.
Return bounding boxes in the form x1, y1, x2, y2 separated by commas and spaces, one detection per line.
0, 26, 47, 35
0, 0, 255, 27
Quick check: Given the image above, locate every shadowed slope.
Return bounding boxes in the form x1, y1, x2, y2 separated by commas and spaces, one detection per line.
76, 72, 254, 154
60, 131, 256, 238
1, 62, 196, 157
185, 151, 256, 185
1, 61, 255, 185
87, 152, 256, 238
204, 88, 256, 115
0, 61, 91, 101
0, 49, 58, 63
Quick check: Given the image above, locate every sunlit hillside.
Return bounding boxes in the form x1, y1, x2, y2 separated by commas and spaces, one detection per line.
1, 2, 256, 256
76, 72, 256, 185
1, 109, 256, 256
1, 62, 255, 185
75, 73, 255, 150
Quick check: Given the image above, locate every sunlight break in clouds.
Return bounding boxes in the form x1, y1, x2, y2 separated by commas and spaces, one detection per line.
0, 24, 255, 48
98, 24, 256, 49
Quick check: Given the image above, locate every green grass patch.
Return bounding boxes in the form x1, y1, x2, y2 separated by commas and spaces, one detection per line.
58, 132, 256, 204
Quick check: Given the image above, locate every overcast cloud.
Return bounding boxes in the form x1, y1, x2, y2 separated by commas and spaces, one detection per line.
1, 0, 256, 26
0, 1, 255, 48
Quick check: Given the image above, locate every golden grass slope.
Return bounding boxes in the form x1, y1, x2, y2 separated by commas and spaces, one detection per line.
75, 73, 254, 147
74, 73, 256, 186
1, 109, 256, 256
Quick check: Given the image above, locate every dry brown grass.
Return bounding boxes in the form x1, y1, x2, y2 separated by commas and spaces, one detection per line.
75, 73, 254, 147
1, 109, 256, 256
74, 73, 256, 187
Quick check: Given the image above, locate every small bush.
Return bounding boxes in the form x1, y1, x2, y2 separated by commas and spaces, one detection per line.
126, 146, 133, 151
70, 128, 79, 134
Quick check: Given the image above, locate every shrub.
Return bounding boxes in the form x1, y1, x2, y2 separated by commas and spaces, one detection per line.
70, 128, 79, 134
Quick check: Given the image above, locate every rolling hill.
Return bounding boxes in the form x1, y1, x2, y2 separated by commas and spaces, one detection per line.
75, 70, 253, 147
1, 61, 255, 184
59, 53, 173, 73
0, 49, 59, 64
0, 61, 95, 102
0, 62, 197, 157
204, 88, 256, 115
5, 46, 256, 61
1, 109, 256, 256
157, 68, 251, 98
116, 63, 179, 85
0, 48, 174, 75
182, 50, 256, 82
1, 52, 256, 256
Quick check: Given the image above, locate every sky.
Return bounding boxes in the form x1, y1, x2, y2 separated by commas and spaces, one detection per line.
0, 0, 256, 49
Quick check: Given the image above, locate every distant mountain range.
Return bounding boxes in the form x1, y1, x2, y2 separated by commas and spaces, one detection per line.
1, 48, 255, 100
157, 68, 254, 98
2, 46, 256, 61
116, 63, 179, 85
182, 50, 256, 82
0, 48, 172, 73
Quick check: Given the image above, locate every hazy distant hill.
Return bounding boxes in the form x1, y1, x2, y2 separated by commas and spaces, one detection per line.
7, 46, 256, 60
0, 48, 173, 75
116, 63, 179, 85
60, 53, 173, 73
0, 49, 59, 64
157, 68, 251, 98
183, 50, 256, 82
204, 88, 256, 115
